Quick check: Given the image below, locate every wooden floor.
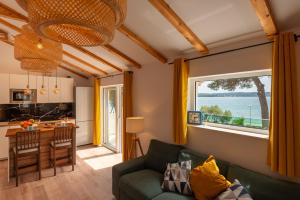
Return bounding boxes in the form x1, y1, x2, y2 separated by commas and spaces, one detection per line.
0, 145, 122, 200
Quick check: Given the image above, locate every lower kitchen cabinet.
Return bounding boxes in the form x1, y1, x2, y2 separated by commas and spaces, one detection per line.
0, 126, 9, 160
76, 121, 93, 146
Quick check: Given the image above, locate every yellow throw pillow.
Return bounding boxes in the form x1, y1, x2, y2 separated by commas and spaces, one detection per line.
190, 155, 231, 200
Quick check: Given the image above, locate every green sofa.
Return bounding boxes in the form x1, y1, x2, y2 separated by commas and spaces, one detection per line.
112, 140, 300, 200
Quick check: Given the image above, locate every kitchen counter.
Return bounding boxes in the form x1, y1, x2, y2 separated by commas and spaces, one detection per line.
0, 118, 76, 127
5, 123, 78, 137
6, 123, 77, 178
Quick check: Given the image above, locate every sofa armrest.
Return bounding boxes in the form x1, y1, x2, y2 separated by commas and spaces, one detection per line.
112, 156, 146, 199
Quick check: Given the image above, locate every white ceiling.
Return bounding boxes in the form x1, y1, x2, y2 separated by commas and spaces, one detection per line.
0, 0, 300, 77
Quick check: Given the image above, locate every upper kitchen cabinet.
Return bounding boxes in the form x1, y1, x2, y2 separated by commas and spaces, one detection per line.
48, 76, 61, 103
36, 76, 49, 103
60, 78, 74, 103
9, 74, 37, 89
0, 74, 10, 104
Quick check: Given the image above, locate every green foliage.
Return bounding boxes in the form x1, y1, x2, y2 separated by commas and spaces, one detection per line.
207, 77, 254, 91
232, 117, 245, 126
200, 105, 232, 123
221, 110, 233, 123
200, 105, 223, 116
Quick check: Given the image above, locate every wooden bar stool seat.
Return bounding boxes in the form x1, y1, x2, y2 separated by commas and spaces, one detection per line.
13, 130, 41, 187
50, 141, 71, 148
49, 126, 74, 176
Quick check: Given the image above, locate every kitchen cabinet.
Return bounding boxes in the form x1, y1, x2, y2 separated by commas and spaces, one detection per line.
10, 74, 37, 89
48, 76, 61, 103
76, 121, 93, 146
36, 76, 49, 103
60, 78, 74, 103
0, 74, 9, 104
0, 126, 9, 160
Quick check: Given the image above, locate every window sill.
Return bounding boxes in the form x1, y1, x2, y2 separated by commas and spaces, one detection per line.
188, 124, 269, 140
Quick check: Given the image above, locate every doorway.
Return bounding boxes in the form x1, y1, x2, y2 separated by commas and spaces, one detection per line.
102, 85, 123, 152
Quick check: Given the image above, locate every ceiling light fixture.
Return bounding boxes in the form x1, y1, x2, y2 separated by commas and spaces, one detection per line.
16, 0, 127, 46
36, 38, 43, 49
40, 74, 46, 95
53, 69, 60, 94
24, 71, 32, 95
14, 24, 63, 73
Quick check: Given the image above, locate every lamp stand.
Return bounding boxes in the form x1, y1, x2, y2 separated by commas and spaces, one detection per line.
129, 135, 144, 159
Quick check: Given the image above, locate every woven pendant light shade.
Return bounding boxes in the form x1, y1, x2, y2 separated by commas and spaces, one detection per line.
16, 0, 127, 46
14, 25, 63, 73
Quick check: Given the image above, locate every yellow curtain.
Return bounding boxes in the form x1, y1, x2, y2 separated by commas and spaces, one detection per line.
268, 32, 300, 177
173, 58, 189, 145
93, 78, 101, 145
122, 71, 134, 161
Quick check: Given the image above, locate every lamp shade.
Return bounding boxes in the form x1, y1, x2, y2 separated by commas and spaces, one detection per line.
126, 117, 144, 134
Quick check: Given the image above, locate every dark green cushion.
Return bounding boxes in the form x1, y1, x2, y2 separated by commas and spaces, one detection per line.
178, 149, 230, 176
152, 192, 195, 200
145, 140, 184, 173
227, 165, 300, 200
119, 169, 163, 200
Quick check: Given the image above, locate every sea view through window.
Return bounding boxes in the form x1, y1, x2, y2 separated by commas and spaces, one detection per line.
195, 74, 271, 131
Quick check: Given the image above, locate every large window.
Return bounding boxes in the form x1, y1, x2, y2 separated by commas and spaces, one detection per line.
191, 71, 271, 134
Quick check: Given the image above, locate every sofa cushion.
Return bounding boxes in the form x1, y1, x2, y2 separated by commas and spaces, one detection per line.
119, 169, 163, 200
145, 139, 184, 173
178, 149, 230, 176
162, 160, 192, 195
152, 192, 195, 200
227, 165, 300, 200
190, 155, 231, 200
215, 179, 253, 200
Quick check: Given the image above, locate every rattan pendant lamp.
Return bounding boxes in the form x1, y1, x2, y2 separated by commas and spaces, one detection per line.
14, 24, 63, 73
16, 0, 127, 46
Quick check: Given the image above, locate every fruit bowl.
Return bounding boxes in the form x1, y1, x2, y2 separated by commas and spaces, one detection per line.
20, 119, 37, 130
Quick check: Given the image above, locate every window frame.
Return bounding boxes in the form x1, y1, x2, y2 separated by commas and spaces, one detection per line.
188, 69, 271, 135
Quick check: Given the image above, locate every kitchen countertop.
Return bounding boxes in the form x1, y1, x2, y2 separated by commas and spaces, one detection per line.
0, 118, 76, 127
5, 123, 78, 137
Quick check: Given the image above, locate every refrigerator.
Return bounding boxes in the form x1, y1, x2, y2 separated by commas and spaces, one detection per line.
75, 87, 94, 146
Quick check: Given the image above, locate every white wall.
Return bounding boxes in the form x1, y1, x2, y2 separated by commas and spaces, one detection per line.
132, 62, 173, 150
100, 75, 124, 86
132, 38, 300, 183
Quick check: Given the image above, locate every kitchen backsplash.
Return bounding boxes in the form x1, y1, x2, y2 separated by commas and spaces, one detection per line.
0, 103, 74, 122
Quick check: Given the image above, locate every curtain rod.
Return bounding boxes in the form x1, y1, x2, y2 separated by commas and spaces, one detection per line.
168, 34, 300, 65
98, 71, 133, 79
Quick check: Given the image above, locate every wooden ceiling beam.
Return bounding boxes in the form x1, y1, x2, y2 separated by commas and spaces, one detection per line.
149, 0, 208, 53
250, 0, 278, 38
102, 44, 142, 68
61, 60, 97, 77
0, 29, 8, 40
63, 50, 108, 75
0, 38, 90, 79
0, 2, 28, 22
72, 46, 123, 72
0, 18, 21, 32
58, 65, 89, 79
118, 25, 167, 63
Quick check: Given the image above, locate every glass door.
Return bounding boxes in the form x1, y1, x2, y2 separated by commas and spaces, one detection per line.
103, 86, 122, 152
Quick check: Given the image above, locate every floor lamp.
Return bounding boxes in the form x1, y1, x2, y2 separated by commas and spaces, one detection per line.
126, 117, 144, 158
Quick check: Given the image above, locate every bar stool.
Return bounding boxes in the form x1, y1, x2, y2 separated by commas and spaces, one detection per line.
13, 130, 41, 187
49, 126, 74, 176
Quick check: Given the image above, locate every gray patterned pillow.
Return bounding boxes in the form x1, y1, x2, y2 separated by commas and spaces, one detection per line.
161, 160, 192, 195
215, 179, 253, 200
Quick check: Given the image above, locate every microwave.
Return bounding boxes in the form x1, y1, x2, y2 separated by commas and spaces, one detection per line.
10, 89, 37, 103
